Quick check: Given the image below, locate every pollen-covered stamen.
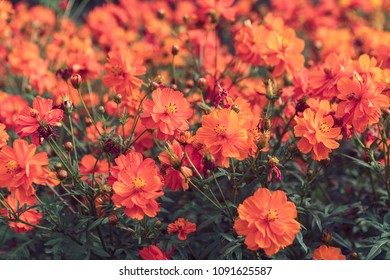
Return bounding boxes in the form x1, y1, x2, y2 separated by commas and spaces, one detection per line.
6, 160, 19, 174
266, 209, 279, 222
165, 103, 177, 114
30, 108, 39, 118
133, 177, 146, 190
214, 124, 226, 136
111, 63, 123, 76
319, 122, 331, 133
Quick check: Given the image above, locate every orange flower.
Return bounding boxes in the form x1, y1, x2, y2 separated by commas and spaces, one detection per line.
0, 123, 9, 148
15, 97, 63, 145
139, 245, 175, 260
141, 87, 193, 140
309, 53, 353, 100
0, 94, 29, 129
158, 140, 193, 192
265, 27, 305, 77
102, 49, 146, 96
111, 151, 164, 220
234, 188, 300, 256
313, 245, 346, 260
167, 218, 197, 240
0, 139, 50, 201
0, 195, 43, 233
336, 73, 389, 134
197, 0, 236, 22
294, 107, 342, 161
196, 108, 252, 168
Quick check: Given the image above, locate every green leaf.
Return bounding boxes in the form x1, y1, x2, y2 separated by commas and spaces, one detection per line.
295, 231, 308, 253
367, 240, 389, 260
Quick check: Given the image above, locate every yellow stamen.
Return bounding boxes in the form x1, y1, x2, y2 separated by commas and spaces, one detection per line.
319, 122, 330, 133
30, 108, 39, 118
214, 124, 226, 136
6, 160, 19, 174
133, 177, 146, 190
165, 103, 177, 114
111, 63, 123, 76
266, 209, 279, 222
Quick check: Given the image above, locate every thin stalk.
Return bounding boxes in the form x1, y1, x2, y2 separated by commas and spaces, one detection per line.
213, 173, 234, 222
67, 112, 78, 162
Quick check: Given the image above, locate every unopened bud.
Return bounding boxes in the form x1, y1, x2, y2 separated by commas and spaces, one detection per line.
155, 220, 162, 228
64, 141, 73, 152
85, 117, 93, 126
57, 169, 68, 180
171, 45, 180, 56
322, 229, 332, 244
108, 213, 119, 225
186, 79, 194, 89
54, 162, 62, 171
157, 9, 165, 20
350, 252, 359, 260
183, 14, 189, 23
197, 77, 206, 89
98, 106, 105, 114
288, 143, 297, 153
114, 94, 123, 104
70, 73, 82, 89
231, 104, 240, 113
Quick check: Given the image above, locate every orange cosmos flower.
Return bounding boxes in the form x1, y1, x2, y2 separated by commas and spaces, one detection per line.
111, 151, 164, 220
234, 188, 300, 256
313, 245, 346, 260
0, 123, 9, 148
78, 154, 109, 184
167, 218, 197, 240
0, 195, 43, 233
141, 87, 193, 140
336, 73, 389, 134
139, 245, 175, 260
294, 107, 342, 161
309, 52, 353, 100
158, 140, 193, 192
15, 97, 64, 145
0, 139, 50, 201
0, 94, 29, 129
196, 108, 252, 168
102, 49, 146, 96
265, 27, 305, 77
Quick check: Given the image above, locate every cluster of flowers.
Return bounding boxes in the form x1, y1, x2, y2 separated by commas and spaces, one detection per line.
0, 0, 389, 260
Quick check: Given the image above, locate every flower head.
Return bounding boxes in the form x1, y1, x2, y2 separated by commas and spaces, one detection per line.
111, 151, 164, 220
102, 49, 146, 95
0, 123, 9, 148
15, 97, 63, 145
196, 108, 252, 168
141, 87, 193, 140
0, 195, 43, 233
336, 73, 389, 134
167, 218, 197, 240
139, 245, 175, 260
294, 106, 342, 161
313, 245, 346, 260
234, 188, 300, 256
0, 139, 51, 201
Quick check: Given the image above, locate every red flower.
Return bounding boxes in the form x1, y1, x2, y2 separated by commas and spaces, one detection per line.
139, 245, 175, 260
167, 218, 197, 240
15, 97, 63, 145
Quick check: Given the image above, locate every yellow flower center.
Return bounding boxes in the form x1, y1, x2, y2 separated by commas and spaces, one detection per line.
214, 124, 226, 136
319, 122, 330, 133
253, 34, 261, 43
165, 103, 177, 114
6, 160, 19, 174
30, 108, 39, 118
266, 209, 279, 222
177, 220, 185, 229
282, 38, 290, 50
111, 63, 123, 76
133, 177, 146, 190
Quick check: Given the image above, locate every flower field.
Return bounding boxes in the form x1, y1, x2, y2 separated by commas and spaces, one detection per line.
0, 0, 389, 260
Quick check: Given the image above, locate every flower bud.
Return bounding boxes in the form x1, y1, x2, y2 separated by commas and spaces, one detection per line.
114, 93, 123, 104
85, 117, 93, 126
70, 73, 82, 89
157, 9, 165, 20
197, 77, 206, 89
57, 170, 68, 180
322, 229, 333, 244
64, 141, 73, 152
155, 220, 162, 228
54, 162, 62, 171
171, 45, 180, 56
98, 106, 105, 114
108, 213, 119, 225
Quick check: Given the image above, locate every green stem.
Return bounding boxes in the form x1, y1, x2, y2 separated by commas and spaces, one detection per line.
77, 87, 102, 137
213, 173, 234, 222
67, 112, 78, 162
